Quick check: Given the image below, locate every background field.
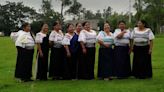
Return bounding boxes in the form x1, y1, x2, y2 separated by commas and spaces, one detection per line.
0, 36, 164, 92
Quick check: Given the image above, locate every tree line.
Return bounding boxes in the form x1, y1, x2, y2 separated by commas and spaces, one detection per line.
0, 0, 163, 35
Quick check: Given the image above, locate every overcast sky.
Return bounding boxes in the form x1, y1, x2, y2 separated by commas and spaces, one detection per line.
1, 0, 136, 20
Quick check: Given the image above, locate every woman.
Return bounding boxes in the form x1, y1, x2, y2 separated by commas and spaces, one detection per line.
97, 22, 114, 80
113, 20, 131, 79
78, 21, 97, 80
49, 21, 66, 80
15, 23, 35, 82
131, 20, 155, 79
62, 23, 80, 80
74, 23, 84, 79
35, 23, 49, 80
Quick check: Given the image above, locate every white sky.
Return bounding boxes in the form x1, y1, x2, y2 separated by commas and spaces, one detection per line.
1, 0, 136, 20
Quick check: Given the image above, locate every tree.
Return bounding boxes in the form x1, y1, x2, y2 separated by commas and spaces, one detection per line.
133, 0, 164, 33
133, 0, 144, 20
0, 1, 38, 35
66, 0, 82, 20
103, 6, 112, 21
30, 0, 60, 34
59, 0, 72, 23
95, 10, 102, 19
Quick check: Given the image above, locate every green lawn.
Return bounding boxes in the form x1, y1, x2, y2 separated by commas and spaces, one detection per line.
0, 36, 164, 92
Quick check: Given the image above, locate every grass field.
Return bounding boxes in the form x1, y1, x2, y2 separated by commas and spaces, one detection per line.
0, 36, 164, 92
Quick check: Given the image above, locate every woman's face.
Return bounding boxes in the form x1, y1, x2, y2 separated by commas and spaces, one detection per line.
76, 23, 82, 32
119, 22, 126, 30
137, 21, 145, 28
68, 24, 74, 33
84, 22, 91, 31
54, 23, 61, 30
24, 24, 31, 32
104, 23, 110, 32
43, 24, 49, 33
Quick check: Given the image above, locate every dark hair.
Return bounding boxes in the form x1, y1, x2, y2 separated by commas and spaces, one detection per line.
22, 22, 30, 29
76, 22, 81, 27
66, 23, 74, 29
82, 21, 90, 27
53, 21, 60, 27
118, 20, 126, 25
139, 20, 148, 28
104, 21, 110, 25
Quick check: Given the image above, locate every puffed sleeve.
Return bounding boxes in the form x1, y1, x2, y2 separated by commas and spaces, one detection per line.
62, 34, 71, 45
96, 31, 104, 41
113, 29, 120, 38
35, 33, 42, 43
10, 32, 18, 42
78, 30, 86, 43
49, 31, 55, 42
130, 30, 135, 39
148, 29, 155, 40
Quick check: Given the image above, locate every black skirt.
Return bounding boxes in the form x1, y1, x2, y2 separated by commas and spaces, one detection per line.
132, 45, 152, 79
49, 47, 69, 79
114, 46, 131, 78
36, 36, 49, 80
15, 46, 34, 80
65, 52, 78, 79
98, 48, 114, 78
78, 47, 96, 80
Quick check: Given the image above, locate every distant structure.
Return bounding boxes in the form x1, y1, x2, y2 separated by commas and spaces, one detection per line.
65, 19, 99, 31
160, 26, 164, 33
0, 32, 4, 37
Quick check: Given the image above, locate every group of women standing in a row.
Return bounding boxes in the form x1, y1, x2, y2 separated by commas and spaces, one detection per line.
11, 20, 155, 82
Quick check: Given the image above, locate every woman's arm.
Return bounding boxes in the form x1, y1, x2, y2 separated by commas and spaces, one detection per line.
98, 40, 109, 48
80, 42, 87, 54
64, 45, 71, 57
37, 43, 43, 57
149, 40, 153, 54
116, 30, 127, 39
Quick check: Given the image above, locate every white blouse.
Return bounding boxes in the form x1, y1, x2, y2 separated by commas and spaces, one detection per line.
78, 29, 97, 47
97, 31, 114, 45
131, 27, 155, 46
114, 29, 131, 46
49, 30, 64, 48
35, 32, 47, 43
62, 33, 73, 45
15, 31, 35, 48
10, 30, 23, 42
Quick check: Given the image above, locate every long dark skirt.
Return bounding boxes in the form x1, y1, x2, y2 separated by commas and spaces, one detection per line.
79, 47, 95, 80
15, 46, 34, 80
98, 48, 114, 78
114, 46, 131, 78
77, 48, 85, 79
132, 45, 152, 79
66, 52, 78, 79
49, 47, 69, 79
36, 50, 49, 80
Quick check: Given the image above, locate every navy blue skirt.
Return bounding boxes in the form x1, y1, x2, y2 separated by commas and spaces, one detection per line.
132, 45, 152, 79
98, 48, 114, 78
114, 46, 131, 78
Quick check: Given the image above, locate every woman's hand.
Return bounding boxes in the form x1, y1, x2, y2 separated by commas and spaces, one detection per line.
104, 44, 110, 48
148, 49, 152, 54
39, 51, 44, 57
67, 52, 71, 57
82, 48, 87, 54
